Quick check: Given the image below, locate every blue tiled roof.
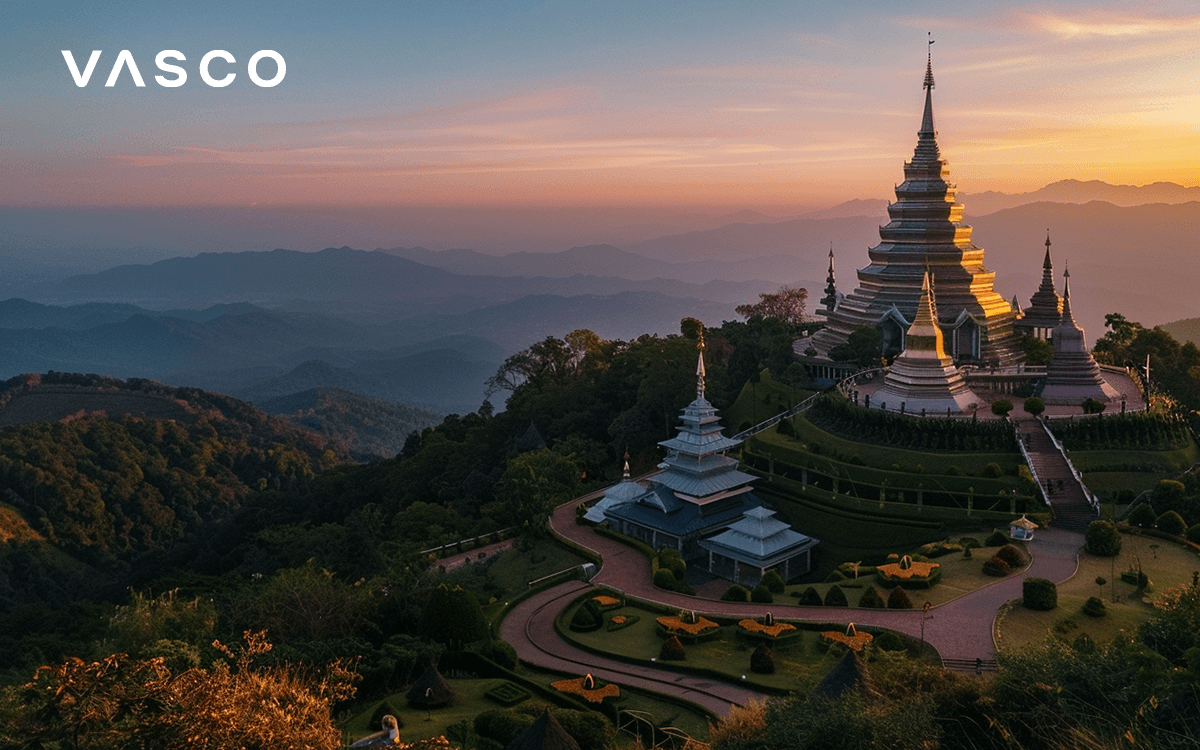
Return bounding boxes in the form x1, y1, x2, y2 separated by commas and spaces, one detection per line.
583, 478, 645, 523
700, 506, 819, 563
606, 493, 759, 538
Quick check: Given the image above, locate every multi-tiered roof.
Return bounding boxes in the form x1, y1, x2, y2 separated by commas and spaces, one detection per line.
808, 52, 1021, 366
1042, 267, 1120, 404
1016, 234, 1064, 339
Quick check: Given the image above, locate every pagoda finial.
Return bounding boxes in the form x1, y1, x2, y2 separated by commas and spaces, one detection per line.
1044, 231, 1053, 269
925, 33, 935, 90
696, 329, 707, 400
1061, 263, 1075, 323
919, 35, 937, 139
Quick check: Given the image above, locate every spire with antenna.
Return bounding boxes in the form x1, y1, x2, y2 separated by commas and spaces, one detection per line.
696, 328, 707, 400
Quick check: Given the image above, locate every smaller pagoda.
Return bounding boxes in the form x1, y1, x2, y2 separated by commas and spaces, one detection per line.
699, 506, 819, 584
870, 270, 980, 414
1041, 267, 1120, 405
819, 245, 842, 317
1015, 234, 1064, 341
583, 456, 643, 523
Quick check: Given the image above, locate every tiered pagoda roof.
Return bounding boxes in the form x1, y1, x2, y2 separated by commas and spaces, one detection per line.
1016, 234, 1064, 337
808, 52, 1021, 366
1042, 267, 1120, 405
699, 506, 818, 567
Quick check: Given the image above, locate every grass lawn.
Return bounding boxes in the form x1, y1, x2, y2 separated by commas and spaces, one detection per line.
725, 370, 813, 433
995, 535, 1200, 652
1081, 471, 1167, 501
1068, 444, 1200, 474
448, 538, 592, 623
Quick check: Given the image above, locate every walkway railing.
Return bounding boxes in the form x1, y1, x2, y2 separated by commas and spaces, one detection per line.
942, 657, 999, 673
731, 392, 821, 441
1037, 417, 1100, 513
1014, 422, 1050, 508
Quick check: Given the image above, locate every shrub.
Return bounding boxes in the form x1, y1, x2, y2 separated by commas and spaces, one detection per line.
569, 600, 603, 632
1156, 510, 1187, 536
824, 569, 846, 583
475, 709, 537, 746
985, 530, 1009, 547
657, 548, 686, 579
750, 643, 775, 674
982, 462, 1003, 479
798, 587, 823, 606
659, 635, 686, 661
1095, 576, 1107, 586
1085, 520, 1122, 557
1072, 633, 1097, 654
370, 701, 403, 729
858, 586, 886, 608
991, 400, 1013, 417
1023, 577, 1057, 611
489, 639, 518, 670
982, 556, 1011, 577
962, 546, 973, 559
760, 569, 786, 593
824, 585, 848, 607
1127, 503, 1157, 529
1023, 397, 1045, 417
874, 631, 906, 652
653, 567, 681, 591
995, 544, 1026, 568
1082, 397, 1106, 414
958, 537, 981, 549
887, 586, 914, 609
1082, 596, 1107, 617
1187, 523, 1200, 545
721, 584, 751, 602
751, 585, 773, 604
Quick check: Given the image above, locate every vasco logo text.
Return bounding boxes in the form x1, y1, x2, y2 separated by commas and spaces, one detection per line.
62, 50, 286, 88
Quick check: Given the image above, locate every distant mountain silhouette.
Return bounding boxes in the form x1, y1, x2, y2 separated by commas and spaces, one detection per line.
1160, 317, 1200, 347
963, 179, 1200, 216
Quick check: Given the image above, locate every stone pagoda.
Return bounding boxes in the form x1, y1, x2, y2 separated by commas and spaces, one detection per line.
1015, 233, 1064, 340
870, 269, 980, 414
807, 51, 1021, 367
604, 337, 761, 555
1041, 267, 1120, 405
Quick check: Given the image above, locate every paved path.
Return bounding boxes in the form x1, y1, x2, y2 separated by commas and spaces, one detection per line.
501, 494, 1083, 714
434, 539, 514, 572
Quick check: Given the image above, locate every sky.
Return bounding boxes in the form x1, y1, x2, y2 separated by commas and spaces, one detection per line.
3, 0, 1200, 212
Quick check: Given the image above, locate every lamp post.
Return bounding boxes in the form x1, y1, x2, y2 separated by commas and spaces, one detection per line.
920, 601, 932, 654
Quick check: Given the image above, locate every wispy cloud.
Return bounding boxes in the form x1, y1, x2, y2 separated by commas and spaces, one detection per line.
1027, 11, 1200, 38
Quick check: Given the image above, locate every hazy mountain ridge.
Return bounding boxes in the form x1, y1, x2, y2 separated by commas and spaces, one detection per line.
962, 179, 1200, 216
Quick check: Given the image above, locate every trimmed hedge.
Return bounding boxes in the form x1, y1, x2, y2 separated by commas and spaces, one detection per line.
824, 585, 848, 607
858, 586, 886, 608
995, 544, 1027, 568
1128, 503, 1157, 529
982, 556, 1011, 577
1082, 596, 1106, 617
659, 635, 687, 661
1156, 510, 1187, 536
760, 569, 786, 593
721, 584, 751, 602
798, 587, 823, 606
569, 600, 603, 632
750, 643, 775, 674
887, 586, 914, 609
751, 585, 774, 603
1023, 577, 1057, 611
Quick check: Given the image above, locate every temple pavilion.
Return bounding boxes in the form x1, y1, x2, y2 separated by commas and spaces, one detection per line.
602, 339, 818, 579
582, 456, 643, 523
869, 269, 981, 414
699, 506, 819, 584
1041, 267, 1121, 405
807, 51, 1022, 373
1015, 234, 1064, 341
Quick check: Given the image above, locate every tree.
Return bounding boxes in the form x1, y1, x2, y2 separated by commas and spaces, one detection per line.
829, 326, 882, 368
1022, 335, 1053, 366
1022, 397, 1045, 417
1084, 520, 1122, 557
991, 399, 1014, 417
736, 286, 809, 325
495, 448, 581, 545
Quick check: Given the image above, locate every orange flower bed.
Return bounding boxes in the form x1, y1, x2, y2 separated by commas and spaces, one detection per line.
876, 560, 940, 580
592, 595, 621, 607
822, 623, 873, 652
738, 618, 796, 637
611, 615, 627, 624
656, 615, 719, 635
551, 677, 621, 703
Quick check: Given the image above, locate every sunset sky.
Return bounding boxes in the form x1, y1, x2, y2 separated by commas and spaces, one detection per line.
3, 0, 1199, 212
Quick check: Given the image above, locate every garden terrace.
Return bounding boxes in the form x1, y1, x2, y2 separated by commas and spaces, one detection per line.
803, 394, 1018, 453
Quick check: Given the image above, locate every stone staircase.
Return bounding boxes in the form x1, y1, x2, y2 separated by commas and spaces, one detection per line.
1016, 418, 1098, 532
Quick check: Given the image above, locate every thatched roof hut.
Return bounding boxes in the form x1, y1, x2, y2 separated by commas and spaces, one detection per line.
812, 650, 881, 702
504, 709, 581, 750
405, 663, 455, 708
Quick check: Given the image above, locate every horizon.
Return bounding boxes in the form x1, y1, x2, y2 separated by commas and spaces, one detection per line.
3, 2, 1200, 215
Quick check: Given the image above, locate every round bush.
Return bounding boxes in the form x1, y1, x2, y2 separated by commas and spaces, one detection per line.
569, 601, 603, 632
982, 556, 1011, 577
874, 631, 906, 652
653, 567, 680, 591
751, 585, 773, 604
475, 709, 537, 745
824, 569, 847, 583
659, 635, 686, 661
991, 400, 1014, 417
1022, 577, 1057, 611
1095, 576, 1107, 586
858, 586, 886, 609
1082, 596, 1106, 617
1156, 510, 1187, 536
1127, 503, 1157, 529
982, 462, 1003, 478
887, 586, 914, 609
489, 639, 518, 670
1186, 523, 1200, 545
1072, 633, 1097, 654
995, 544, 1027, 568
798, 586, 823, 606
962, 546, 973, 559
824, 585, 848, 607
760, 569, 786, 593
985, 530, 1009, 547
721, 584, 750, 602
1085, 520, 1122, 557
750, 643, 775, 674
1023, 397, 1045, 416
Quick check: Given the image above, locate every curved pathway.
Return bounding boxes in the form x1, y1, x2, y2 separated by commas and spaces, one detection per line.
502, 495, 1083, 716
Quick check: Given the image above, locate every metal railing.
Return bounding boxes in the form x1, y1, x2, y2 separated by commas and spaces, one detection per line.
731, 392, 821, 440
1014, 422, 1050, 508
1037, 417, 1100, 513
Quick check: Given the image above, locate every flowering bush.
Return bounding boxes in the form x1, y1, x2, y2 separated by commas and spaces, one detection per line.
551, 674, 621, 703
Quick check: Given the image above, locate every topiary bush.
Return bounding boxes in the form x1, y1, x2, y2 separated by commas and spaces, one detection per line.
751, 585, 773, 604
985, 530, 1009, 547
1127, 503, 1157, 529
370, 701, 403, 730
824, 585, 848, 607
874, 631, 906, 652
995, 544, 1027, 568
1156, 510, 1187, 536
1187, 523, 1200, 545
824, 569, 846, 583
1023, 577, 1057, 611
721, 584, 751, 602
1082, 596, 1107, 617
982, 462, 1003, 478
1085, 520, 1122, 556
489, 639, 518, 670
1023, 397, 1045, 417
760, 569, 786, 593
569, 600, 603, 632
798, 587, 823, 606
653, 567, 681, 591
982, 556, 1011, 577
1082, 397, 1106, 414
750, 643, 775, 674
887, 586, 914, 609
659, 635, 686, 661
991, 400, 1013, 417
858, 586, 886, 608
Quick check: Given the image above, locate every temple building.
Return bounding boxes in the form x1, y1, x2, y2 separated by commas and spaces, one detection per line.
1041, 267, 1121, 405
1015, 234, 1064, 341
869, 269, 981, 414
582, 456, 643, 523
699, 506, 819, 584
602, 338, 818, 579
806, 52, 1022, 372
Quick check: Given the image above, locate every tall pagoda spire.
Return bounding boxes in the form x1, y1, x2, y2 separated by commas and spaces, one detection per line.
1016, 231, 1063, 339
920, 35, 936, 138
1044, 263, 1120, 404
1060, 264, 1074, 323
696, 330, 707, 400
820, 244, 839, 315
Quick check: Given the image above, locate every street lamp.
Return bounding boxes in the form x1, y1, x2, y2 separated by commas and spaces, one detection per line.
920, 601, 932, 654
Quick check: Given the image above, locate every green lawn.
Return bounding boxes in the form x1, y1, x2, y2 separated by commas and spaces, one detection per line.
995, 535, 1200, 652
725, 370, 813, 433
1068, 444, 1200, 474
